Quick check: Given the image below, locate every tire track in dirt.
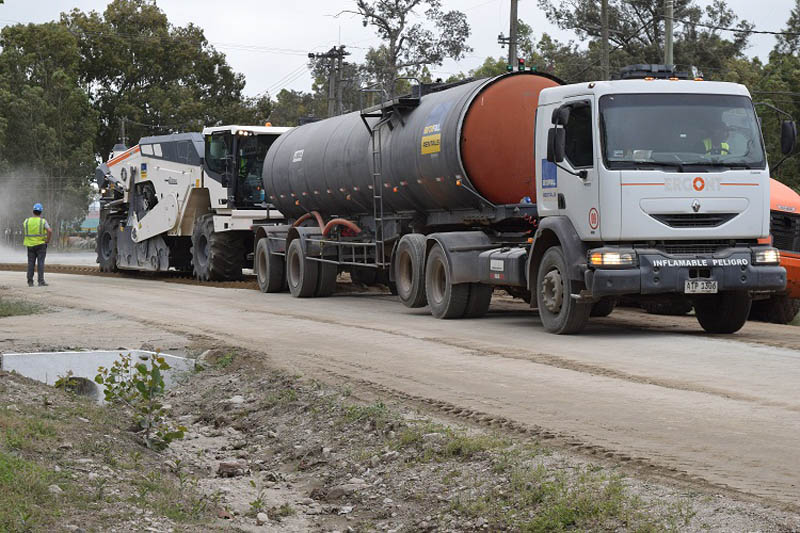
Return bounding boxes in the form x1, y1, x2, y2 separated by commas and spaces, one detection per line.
284, 350, 800, 512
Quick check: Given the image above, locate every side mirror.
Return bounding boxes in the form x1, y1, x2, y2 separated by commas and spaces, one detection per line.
551, 106, 570, 125
547, 128, 566, 163
780, 120, 797, 155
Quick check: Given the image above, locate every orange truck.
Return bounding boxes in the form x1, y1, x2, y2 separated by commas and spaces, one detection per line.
751, 179, 800, 323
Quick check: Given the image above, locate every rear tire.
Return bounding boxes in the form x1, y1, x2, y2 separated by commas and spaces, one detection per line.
96, 216, 120, 272
286, 238, 319, 298
315, 262, 338, 297
590, 298, 616, 318
749, 295, 800, 324
255, 238, 286, 293
463, 284, 493, 318
395, 234, 428, 308
191, 214, 244, 281
536, 246, 590, 334
694, 291, 751, 333
425, 244, 470, 319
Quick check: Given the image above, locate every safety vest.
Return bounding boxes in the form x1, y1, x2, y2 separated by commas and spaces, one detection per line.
703, 139, 730, 155
23, 217, 47, 247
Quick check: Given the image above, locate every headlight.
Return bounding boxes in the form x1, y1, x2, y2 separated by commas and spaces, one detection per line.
753, 248, 780, 265
588, 250, 636, 267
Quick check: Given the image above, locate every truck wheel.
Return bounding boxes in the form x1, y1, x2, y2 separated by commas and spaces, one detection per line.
395, 234, 428, 308
463, 284, 493, 318
315, 262, 338, 297
590, 298, 616, 318
425, 244, 469, 318
536, 246, 591, 334
749, 295, 800, 324
96, 216, 120, 272
641, 298, 692, 316
286, 238, 319, 298
694, 291, 752, 333
191, 214, 244, 281
255, 238, 286, 293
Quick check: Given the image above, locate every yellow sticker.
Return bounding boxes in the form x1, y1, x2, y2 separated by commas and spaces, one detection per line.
421, 133, 441, 155
195, 178, 200, 188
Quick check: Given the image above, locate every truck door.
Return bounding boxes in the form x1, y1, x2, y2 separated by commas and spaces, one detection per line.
554, 98, 601, 240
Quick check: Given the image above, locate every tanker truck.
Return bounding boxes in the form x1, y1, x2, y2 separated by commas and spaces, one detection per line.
252, 66, 791, 334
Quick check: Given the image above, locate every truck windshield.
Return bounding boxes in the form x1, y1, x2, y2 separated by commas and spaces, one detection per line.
599, 93, 765, 170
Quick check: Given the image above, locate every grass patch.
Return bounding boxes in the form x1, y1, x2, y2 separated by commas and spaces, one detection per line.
0, 297, 42, 318
791, 313, 800, 326
0, 408, 59, 453
216, 351, 236, 369
0, 450, 59, 532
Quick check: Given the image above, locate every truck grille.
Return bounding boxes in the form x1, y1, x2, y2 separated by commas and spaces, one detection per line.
657, 241, 729, 255
650, 213, 737, 228
771, 210, 800, 253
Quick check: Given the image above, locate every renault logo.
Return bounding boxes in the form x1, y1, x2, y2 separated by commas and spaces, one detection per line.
691, 199, 701, 213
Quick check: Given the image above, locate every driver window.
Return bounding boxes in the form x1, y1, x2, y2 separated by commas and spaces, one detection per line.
565, 103, 593, 168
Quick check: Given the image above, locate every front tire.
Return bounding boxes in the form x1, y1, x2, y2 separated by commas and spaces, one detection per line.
694, 291, 751, 333
255, 238, 286, 293
536, 246, 591, 334
590, 298, 616, 318
191, 214, 245, 281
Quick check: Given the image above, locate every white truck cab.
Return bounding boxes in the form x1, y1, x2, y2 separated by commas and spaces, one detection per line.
529, 67, 789, 334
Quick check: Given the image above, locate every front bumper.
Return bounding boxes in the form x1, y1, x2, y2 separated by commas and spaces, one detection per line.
781, 252, 800, 298
585, 248, 787, 298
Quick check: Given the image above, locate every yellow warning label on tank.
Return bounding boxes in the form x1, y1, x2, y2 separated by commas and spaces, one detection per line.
421, 133, 441, 155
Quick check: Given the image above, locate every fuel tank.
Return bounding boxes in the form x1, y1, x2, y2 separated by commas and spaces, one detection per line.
263, 71, 562, 219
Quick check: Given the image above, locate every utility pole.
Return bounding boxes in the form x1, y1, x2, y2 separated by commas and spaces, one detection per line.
508, 0, 518, 67
664, 0, 674, 66
601, 0, 609, 80
497, 0, 519, 67
309, 45, 349, 118
119, 117, 128, 147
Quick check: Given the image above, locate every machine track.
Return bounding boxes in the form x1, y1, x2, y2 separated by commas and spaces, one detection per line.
0, 263, 258, 290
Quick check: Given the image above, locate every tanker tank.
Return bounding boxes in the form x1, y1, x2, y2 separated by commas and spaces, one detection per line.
263, 71, 563, 220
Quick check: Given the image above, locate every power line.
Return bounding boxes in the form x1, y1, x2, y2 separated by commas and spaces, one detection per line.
676, 18, 800, 37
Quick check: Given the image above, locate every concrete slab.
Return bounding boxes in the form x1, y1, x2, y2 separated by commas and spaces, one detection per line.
0, 350, 194, 401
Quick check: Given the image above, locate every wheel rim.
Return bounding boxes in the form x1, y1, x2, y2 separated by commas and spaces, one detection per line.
197, 234, 209, 266
541, 267, 564, 314
396, 251, 413, 297
257, 246, 267, 285
288, 246, 301, 288
429, 256, 446, 305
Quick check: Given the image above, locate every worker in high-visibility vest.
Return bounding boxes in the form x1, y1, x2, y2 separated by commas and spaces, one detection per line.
23, 203, 52, 287
702, 119, 731, 156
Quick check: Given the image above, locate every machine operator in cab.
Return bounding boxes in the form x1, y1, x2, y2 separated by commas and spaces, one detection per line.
23, 203, 52, 287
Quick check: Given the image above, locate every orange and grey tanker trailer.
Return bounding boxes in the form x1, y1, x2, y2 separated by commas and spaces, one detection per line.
255, 71, 563, 317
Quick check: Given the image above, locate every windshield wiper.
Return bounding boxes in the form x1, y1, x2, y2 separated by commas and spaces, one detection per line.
610, 160, 684, 171
680, 161, 758, 170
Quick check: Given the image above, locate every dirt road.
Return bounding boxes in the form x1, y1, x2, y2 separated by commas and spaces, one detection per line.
3, 271, 800, 509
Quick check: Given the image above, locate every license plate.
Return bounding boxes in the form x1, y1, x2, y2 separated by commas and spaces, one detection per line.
684, 280, 718, 294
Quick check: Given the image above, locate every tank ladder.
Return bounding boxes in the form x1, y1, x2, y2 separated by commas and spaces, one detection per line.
359, 83, 422, 268
370, 123, 387, 267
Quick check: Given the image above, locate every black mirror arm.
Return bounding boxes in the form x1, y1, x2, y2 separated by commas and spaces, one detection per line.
556, 163, 588, 180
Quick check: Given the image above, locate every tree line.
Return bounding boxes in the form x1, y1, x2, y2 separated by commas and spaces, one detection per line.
0, 0, 798, 238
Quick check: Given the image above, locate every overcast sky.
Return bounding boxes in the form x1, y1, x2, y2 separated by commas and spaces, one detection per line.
0, 0, 794, 97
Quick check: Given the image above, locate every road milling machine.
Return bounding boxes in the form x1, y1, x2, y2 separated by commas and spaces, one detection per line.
95, 125, 289, 280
